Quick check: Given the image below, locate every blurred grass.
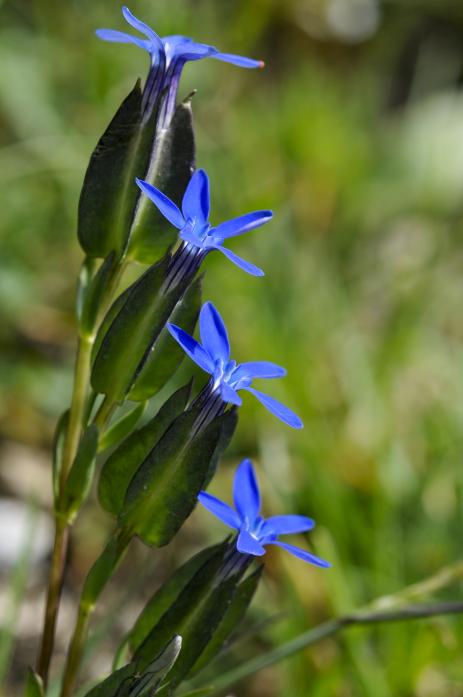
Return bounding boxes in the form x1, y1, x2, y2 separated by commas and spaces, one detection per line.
2, 0, 463, 695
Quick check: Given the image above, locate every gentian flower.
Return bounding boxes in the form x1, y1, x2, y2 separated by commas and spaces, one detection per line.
97, 7, 263, 121
198, 459, 330, 566
167, 302, 303, 429
136, 169, 272, 280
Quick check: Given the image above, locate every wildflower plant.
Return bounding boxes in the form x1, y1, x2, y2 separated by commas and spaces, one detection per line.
25, 7, 463, 697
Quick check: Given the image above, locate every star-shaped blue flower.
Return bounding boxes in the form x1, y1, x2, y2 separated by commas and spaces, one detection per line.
198, 459, 330, 566
167, 302, 303, 429
136, 169, 272, 277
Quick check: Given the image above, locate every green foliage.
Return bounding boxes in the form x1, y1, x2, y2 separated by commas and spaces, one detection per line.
52, 409, 69, 503
98, 383, 192, 516
24, 669, 44, 697
60, 425, 99, 520
98, 401, 147, 452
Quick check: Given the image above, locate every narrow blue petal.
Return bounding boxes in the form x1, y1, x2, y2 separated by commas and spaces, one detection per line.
199, 302, 230, 363
244, 387, 303, 429
122, 6, 161, 45
233, 459, 260, 524
166, 324, 214, 374
95, 29, 150, 52
215, 246, 264, 277
232, 361, 286, 382
271, 541, 331, 568
197, 492, 241, 529
237, 529, 266, 556
135, 179, 185, 229
163, 36, 213, 61
213, 211, 273, 240
220, 383, 242, 406
182, 169, 210, 223
212, 52, 265, 69
179, 228, 201, 247
262, 515, 315, 537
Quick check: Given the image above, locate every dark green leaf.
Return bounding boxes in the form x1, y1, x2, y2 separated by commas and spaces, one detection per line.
83, 663, 136, 697
80, 253, 117, 337
81, 531, 131, 610
52, 409, 69, 504
24, 668, 44, 697
204, 409, 238, 488
91, 283, 132, 365
98, 383, 191, 516
128, 98, 196, 265
128, 276, 202, 402
129, 544, 228, 654
132, 636, 182, 697
78, 81, 158, 259
189, 567, 263, 677
76, 257, 97, 326
118, 409, 228, 546
99, 401, 148, 452
61, 425, 99, 520
133, 545, 228, 668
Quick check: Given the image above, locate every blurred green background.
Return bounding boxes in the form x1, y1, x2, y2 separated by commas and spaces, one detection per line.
2, 0, 463, 695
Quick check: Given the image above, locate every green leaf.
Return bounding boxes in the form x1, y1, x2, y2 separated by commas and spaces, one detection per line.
189, 566, 263, 677
81, 531, 131, 611
132, 636, 182, 697
133, 545, 228, 667
76, 257, 97, 326
24, 668, 44, 697
204, 409, 238, 488
128, 98, 196, 265
98, 383, 191, 516
79, 253, 117, 337
78, 81, 157, 259
91, 254, 196, 403
118, 410, 229, 546
129, 544, 228, 654
61, 425, 99, 520
52, 409, 69, 504
83, 663, 136, 697
128, 276, 203, 402
91, 284, 132, 365
99, 401, 148, 452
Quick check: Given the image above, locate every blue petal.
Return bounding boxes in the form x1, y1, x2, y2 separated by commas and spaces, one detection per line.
244, 387, 303, 429
220, 383, 242, 406
182, 169, 210, 223
262, 515, 315, 537
237, 529, 266, 556
233, 459, 260, 524
166, 324, 214, 374
197, 492, 241, 529
95, 29, 152, 52
135, 179, 185, 229
163, 36, 213, 62
215, 246, 264, 277
122, 6, 161, 44
199, 302, 230, 363
232, 361, 286, 382
213, 211, 273, 240
271, 541, 331, 568
212, 52, 264, 69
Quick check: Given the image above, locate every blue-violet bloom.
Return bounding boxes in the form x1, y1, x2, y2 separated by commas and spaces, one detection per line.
198, 459, 329, 566
97, 7, 263, 120
136, 169, 272, 278
167, 301, 303, 429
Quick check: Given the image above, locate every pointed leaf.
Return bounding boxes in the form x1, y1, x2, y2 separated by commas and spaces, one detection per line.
99, 401, 148, 452
128, 276, 202, 402
129, 544, 228, 654
119, 409, 228, 546
203, 408, 238, 487
52, 409, 69, 504
82, 663, 136, 697
24, 668, 44, 697
128, 99, 196, 265
98, 383, 191, 515
79, 253, 118, 337
131, 636, 182, 697
189, 566, 263, 676
61, 425, 99, 520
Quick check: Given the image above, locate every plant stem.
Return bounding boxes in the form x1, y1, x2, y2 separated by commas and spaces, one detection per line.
36, 259, 127, 686
206, 600, 463, 695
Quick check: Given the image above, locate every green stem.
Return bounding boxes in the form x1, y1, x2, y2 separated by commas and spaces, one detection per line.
60, 530, 131, 697
36, 259, 127, 686
206, 600, 463, 696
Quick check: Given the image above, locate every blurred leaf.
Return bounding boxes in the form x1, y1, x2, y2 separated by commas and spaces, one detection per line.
98, 383, 191, 516
24, 668, 44, 697
61, 425, 99, 520
128, 276, 203, 402
98, 401, 148, 453
82, 662, 135, 697
79, 254, 117, 337
189, 566, 263, 676
129, 543, 228, 654
52, 409, 69, 504
128, 98, 196, 265
118, 410, 230, 546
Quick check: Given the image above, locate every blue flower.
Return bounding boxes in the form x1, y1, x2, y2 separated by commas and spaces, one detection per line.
136, 169, 272, 277
167, 302, 303, 429
198, 459, 330, 566
97, 7, 263, 118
